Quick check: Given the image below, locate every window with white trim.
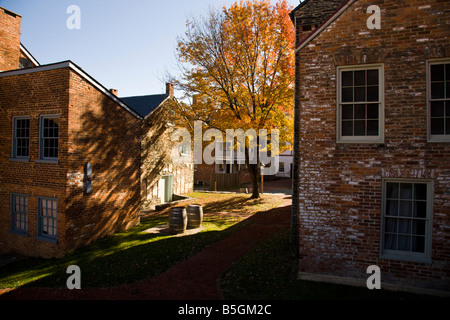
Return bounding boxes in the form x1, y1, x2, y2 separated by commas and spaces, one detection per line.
337, 64, 384, 143
39, 115, 59, 161
10, 193, 28, 235
12, 116, 30, 159
37, 197, 58, 242
428, 59, 450, 142
381, 180, 433, 263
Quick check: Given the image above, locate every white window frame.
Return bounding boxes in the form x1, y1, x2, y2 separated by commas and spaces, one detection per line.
337, 64, 384, 143
380, 179, 433, 263
38, 114, 60, 163
11, 116, 30, 160
36, 196, 58, 243
427, 58, 450, 142
10, 193, 29, 236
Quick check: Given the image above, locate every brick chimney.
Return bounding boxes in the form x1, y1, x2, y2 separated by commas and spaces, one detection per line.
0, 7, 22, 71
166, 83, 174, 98
109, 88, 118, 96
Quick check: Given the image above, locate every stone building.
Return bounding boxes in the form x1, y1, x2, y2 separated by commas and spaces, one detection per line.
290, 0, 449, 294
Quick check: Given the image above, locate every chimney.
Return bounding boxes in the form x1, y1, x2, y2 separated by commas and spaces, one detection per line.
0, 7, 22, 71
166, 83, 174, 98
109, 89, 118, 96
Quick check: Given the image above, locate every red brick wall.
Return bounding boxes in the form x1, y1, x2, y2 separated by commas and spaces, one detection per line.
0, 67, 141, 258
0, 7, 21, 71
0, 68, 70, 258
65, 70, 141, 253
294, 0, 450, 291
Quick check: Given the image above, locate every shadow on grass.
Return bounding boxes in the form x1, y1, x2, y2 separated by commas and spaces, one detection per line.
0, 199, 261, 290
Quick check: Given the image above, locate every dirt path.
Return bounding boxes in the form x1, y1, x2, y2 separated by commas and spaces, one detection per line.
0, 196, 292, 300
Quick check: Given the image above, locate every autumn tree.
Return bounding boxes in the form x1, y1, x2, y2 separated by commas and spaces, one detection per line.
170, 0, 294, 198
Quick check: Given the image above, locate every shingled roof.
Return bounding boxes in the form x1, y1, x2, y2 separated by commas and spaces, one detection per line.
120, 94, 169, 118
289, 0, 348, 26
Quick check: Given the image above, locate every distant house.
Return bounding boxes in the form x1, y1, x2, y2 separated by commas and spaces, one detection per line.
290, 0, 449, 294
0, 7, 193, 258
122, 84, 194, 208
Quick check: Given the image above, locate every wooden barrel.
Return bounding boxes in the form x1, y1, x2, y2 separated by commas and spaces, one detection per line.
187, 204, 203, 229
169, 207, 187, 234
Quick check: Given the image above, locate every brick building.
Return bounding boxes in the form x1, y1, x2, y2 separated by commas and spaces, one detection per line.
0, 7, 193, 258
121, 84, 194, 208
291, 0, 449, 294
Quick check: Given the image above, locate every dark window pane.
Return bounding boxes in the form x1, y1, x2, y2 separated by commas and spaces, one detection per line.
354, 87, 365, 102
399, 219, 411, 233
431, 64, 444, 81
446, 82, 450, 99
431, 101, 445, 117
354, 70, 365, 86
384, 234, 397, 250
367, 69, 379, 85
354, 120, 365, 135
399, 200, 412, 217
400, 183, 413, 199
386, 183, 399, 199
367, 120, 379, 136
385, 218, 397, 233
354, 104, 365, 119
431, 118, 445, 135
431, 82, 445, 99
367, 104, 378, 119
342, 88, 353, 102
446, 64, 450, 81
398, 235, 410, 251
446, 101, 450, 116
342, 105, 353, 120
412, 220, 426, 236
414, 184, 427, 201
342, 71, 353, 86
342, 120, 353, 136
446, 118, 450, 135
367, 86, 379, 101
412, 236, 425, 253
387, 200, 399, 216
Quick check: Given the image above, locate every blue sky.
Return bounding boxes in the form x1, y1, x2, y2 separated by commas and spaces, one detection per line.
0, 0, 299, 97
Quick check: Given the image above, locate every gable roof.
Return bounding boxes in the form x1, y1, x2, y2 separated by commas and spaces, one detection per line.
0, 60, 143, 119
20, 43, 40, 67
290, 0, 346, 25
120, 94, 170, 118
290, 0, 355, 53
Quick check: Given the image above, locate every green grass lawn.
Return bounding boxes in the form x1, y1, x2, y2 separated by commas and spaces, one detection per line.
0, 192, 284, 289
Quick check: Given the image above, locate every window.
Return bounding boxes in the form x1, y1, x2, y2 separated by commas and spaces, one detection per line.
10, 194, 28, 235
337, 64, 384, 143
12, 116, 30, 159
279, 162, 285, 172
39, 115, 59, 161
428, 59, 450, 142
381, 180, 433, 263
37, 197, 57, 242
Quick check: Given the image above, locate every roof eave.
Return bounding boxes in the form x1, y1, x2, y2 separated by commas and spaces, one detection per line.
0, 60, 143, 120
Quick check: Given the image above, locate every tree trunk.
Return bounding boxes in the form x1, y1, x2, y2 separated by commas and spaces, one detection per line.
245, 141, 260, 199
248, 162, 260, 199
